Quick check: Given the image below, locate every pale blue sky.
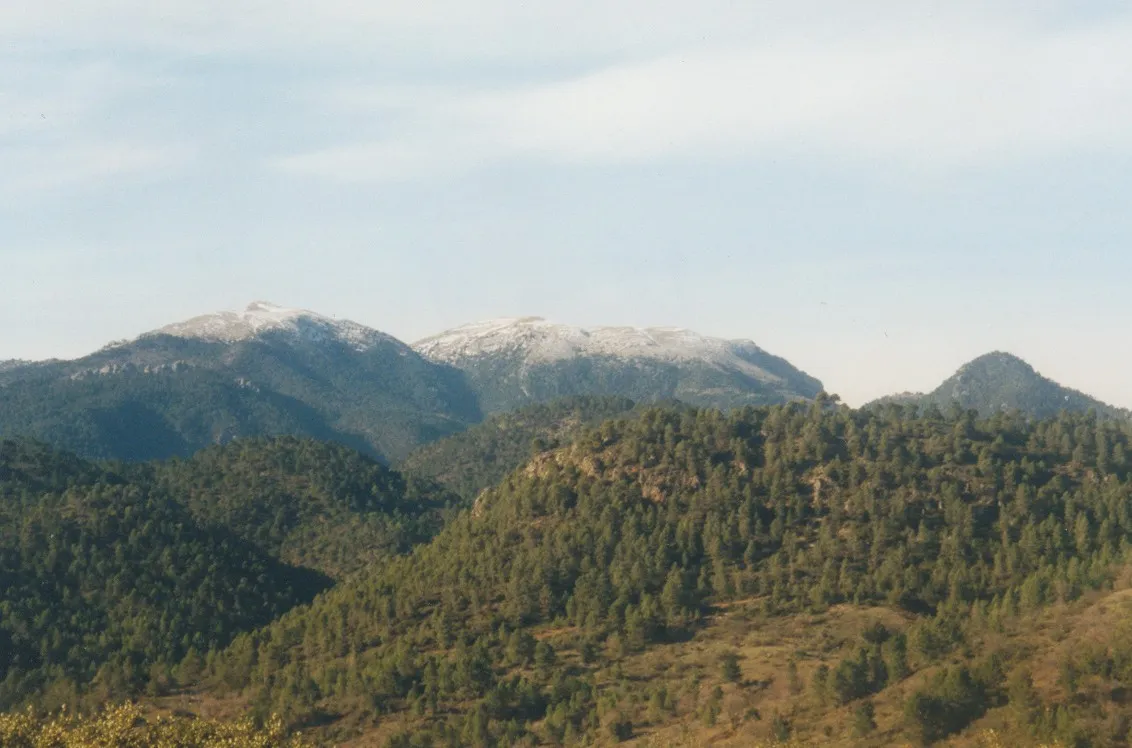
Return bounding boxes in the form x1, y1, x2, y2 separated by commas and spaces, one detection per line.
2, 1, 1131, 406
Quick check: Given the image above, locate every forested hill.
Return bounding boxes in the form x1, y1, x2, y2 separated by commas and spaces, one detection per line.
206, 402, 1132, 745
0, 438, 331, 711
152, 436, 458, 577
871, 351, 1130, 421
0, 436, 454, 713
0, 438, 112, 494
398, 395, 639, 501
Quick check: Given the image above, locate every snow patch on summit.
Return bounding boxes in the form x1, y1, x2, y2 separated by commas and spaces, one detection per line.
152, 301, 395, 352
413, 317, 786, 384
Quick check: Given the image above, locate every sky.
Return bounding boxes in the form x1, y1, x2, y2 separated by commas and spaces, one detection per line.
2, 1, 1132, 407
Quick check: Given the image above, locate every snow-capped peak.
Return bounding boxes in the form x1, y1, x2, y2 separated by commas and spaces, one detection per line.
413, 317, 784, 383
151, 301, 394, 351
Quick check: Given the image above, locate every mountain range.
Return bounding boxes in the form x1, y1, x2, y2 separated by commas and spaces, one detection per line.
413, 316, 823, 413
0, 303, 482, 462
1, 302, 1127, 464
0, 303, 822, 462
5, 325, 1132, 744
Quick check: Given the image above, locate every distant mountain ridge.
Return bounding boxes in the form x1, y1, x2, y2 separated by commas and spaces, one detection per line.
0, 302, 481, 462
152, 300, 397, 351
413, 316, 823, 413
871, 351, 1130, 419
0, 306, 821, 462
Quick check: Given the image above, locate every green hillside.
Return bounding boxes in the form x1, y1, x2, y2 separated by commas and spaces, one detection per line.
0, 436, 454, 712
196, 402, 1132, 746
0, 439, 330, 711
154, 436, 457, 578
399, 395, 639, 501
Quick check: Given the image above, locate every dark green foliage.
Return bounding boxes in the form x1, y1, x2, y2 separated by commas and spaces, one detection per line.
720, 651, 742, 683
153, 436, 456, 576
904, 665, 992, 743
1006, 668, 1040, 726
861, 622, 890, 645
0, 439, 112, 495
884, 632, 910, 682
0, 435, 456, 711
399, 396, 638, 501
505, 631, 537, 667
829, 646, 887, 704
533, 642, 556, 669
0, 439, 330, 710
701, 686, 723, 726
606, 713, 633, 741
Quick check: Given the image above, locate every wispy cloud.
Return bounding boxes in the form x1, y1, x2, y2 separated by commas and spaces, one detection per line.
0, 1, 848, 59
273, 18, 1132, 180
0, 58, 192, 197
0, 61, 143, 134
3, 1, 1120, 63
0, 142, 192, 196
7, 2, 1132, 183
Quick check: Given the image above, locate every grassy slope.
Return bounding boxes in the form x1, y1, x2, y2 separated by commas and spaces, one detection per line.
314, 582, 1130, 747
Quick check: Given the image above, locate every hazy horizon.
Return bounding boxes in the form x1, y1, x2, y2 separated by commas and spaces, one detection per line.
4, 1, 1131, 408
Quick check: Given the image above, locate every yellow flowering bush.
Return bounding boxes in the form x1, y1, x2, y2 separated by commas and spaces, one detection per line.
0, 703, 310, 748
